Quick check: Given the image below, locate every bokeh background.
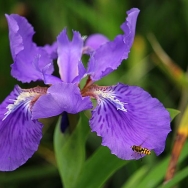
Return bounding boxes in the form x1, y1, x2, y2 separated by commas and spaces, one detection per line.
0, 0, 188, 187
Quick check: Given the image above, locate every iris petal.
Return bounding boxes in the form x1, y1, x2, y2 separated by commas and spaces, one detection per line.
5, 14, 54, 83
84, 34, 109, 54
42, 42, 57, 59
89, 83, 171, 160
86, 8, 140, 81
121, 8, 140, 58
0, 86, 43, 171
32, 82, 93, 119
57, 29, 85, 83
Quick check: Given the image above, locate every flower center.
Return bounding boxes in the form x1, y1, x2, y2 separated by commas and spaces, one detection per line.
81, 84, 127, 112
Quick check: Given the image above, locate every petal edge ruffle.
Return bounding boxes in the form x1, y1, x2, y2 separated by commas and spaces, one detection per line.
5, 14, 54, 83
87, 8, 140, 81
89, 83, 171, 160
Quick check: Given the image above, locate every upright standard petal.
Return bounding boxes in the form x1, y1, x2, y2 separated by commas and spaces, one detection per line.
57, 29, 85, 83
87, 8, 140, 81
121, 8, 140, 57
0, 86, 45, 171
41, 63, 62, 85
83, 34, 109, 54
89, 83, 171, 160
32, 82, 93, 119
42, 42, 57, 59
5, 14, 54, 83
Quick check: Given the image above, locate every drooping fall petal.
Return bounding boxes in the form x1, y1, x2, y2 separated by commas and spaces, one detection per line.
0, 86, 44, 171
89, 83, 171, 160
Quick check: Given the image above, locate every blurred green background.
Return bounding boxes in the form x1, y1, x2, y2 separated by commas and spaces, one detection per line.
0, 0, 188, 188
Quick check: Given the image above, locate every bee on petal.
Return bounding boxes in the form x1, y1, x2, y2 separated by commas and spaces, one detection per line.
131, 138, 151, 160
131, 145, 151, 155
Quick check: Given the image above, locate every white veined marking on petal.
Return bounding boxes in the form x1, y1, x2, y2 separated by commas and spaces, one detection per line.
3, 91, 36, 121
93, 88, 128, 112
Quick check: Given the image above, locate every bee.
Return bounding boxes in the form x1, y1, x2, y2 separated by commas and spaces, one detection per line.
131, 145, 151, 155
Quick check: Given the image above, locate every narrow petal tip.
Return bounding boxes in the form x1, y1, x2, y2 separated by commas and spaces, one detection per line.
87, 8, 140, 81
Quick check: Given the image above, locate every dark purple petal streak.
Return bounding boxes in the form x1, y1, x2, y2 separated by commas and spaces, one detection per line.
89, 83, 171, 160
0, 86, 43, 171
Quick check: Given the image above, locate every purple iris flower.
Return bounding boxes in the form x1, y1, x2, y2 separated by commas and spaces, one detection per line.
0, 8, 171, 171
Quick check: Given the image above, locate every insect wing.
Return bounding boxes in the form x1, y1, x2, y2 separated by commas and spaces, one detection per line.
131, 150, 145, 160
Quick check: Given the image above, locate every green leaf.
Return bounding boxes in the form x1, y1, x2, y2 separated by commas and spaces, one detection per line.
75, 146, 128, 188
121, 166, 149, 188
167, 108, 180, 121
0, 165, 58, 184
54, 113, 90, 188
135, 141, 188, 188
148, 34, 188, 89
158, 166, 188, 188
